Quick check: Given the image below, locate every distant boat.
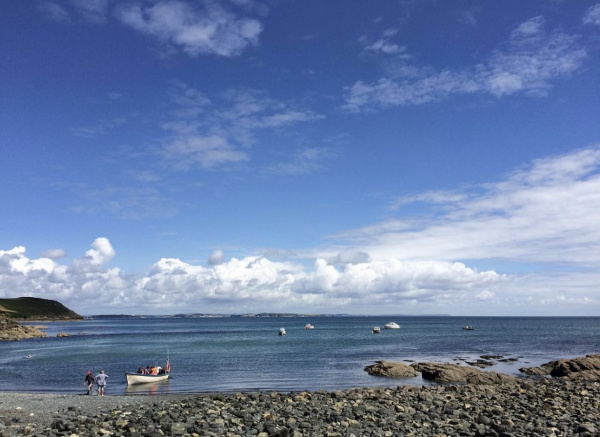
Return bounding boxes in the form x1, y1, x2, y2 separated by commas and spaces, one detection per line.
304, 323, 315, 330
372, 327, 381, 334
462, 325, 474, 330
125, 373, 169, 385
279, 328, 286, 336
384, 322, 400, 329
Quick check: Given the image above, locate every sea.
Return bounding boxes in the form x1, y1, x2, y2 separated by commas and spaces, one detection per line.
1, 316, 599, 396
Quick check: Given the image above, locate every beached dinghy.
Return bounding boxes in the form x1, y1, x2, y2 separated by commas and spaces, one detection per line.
126, 373, 170, 385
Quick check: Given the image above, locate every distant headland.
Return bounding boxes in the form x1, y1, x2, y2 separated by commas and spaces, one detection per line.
0, 297, 82, 341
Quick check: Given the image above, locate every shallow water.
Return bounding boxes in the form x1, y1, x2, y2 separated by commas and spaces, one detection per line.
1, 316, 598, 395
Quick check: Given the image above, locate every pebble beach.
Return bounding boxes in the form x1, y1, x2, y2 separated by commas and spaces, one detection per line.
1, 378, 599, 437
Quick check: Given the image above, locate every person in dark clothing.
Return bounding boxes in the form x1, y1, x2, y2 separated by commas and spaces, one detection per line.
84, 371, 95, 395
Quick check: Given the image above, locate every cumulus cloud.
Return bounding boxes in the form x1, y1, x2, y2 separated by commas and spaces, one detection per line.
115, 0, 262, 57
208, 249, 225, 266
326, 251, 372, 265
343, 16, 587, 111
0, 239, 502, 315
2, 147, 600, 315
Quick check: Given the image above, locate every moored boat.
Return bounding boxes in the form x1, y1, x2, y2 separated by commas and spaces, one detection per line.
462, 325, 474, 330
304, 323, 314, 330
384, 322, 400, 329
126, 373, 170, 385
372, 326, 381, 333
279, 328, 286, 335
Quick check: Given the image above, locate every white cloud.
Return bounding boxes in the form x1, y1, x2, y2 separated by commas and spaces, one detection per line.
3, 147, 600, 315
0, 239, 501, 314
69, 0, 108, 24
160, 85, 324, 171
39, 1, 71, 22
84, 237, 115, 265
161, 134, 249, 169
458, 10, 478, 28
338, 146, 600, 267
116, 0, 262, 57
40, 0, 108, 23
41, 249, 67, 260
362, 34, 405, 56
326, 251, 372, 265
343, 16, 587, 111
583, 4, 600, 26
208, 249, 225, 266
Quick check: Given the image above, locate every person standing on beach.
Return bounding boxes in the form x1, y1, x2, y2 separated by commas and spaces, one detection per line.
84, 371, 95, 395
95, 370, 108, 396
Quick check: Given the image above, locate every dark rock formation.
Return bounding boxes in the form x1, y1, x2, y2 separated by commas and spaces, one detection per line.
411, 362, 517, 384
364, 360, 419, 378
520, 354, 600, 381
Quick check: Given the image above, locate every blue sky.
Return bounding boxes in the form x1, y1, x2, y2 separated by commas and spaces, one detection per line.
1, 0, 600, 316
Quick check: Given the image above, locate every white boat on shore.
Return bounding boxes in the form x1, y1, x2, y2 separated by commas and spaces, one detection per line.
384, 322, 400, 329
126, 373, 170, 385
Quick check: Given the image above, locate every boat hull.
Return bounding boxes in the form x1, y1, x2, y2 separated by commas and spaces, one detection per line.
126, 373, 170, 385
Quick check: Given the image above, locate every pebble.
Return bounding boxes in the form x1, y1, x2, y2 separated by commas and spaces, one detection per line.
1, 379, 599, 436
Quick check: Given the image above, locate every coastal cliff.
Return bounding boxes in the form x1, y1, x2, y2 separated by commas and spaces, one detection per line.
0, 297, 82, 341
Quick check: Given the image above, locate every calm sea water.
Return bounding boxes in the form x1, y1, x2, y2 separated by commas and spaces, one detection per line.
1, 316, 598, 395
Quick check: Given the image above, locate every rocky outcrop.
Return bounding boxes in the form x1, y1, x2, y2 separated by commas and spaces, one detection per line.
520, 354, 600, 381
364, 360, 419, 378
0, 314, 47, 341
56, 332, 73, 338
365, 360, 518, 384
410, 362, 518, 384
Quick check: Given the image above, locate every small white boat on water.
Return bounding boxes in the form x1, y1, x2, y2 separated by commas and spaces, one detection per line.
462, 325, 474, 330
304, 323, 315, 330
279, 328, 286, 336
372, 326, 381, 334
384, 322, 400, 329
126, 373, 170, 386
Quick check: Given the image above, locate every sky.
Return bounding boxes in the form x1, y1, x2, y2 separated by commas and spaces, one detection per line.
1, 0, 600, 316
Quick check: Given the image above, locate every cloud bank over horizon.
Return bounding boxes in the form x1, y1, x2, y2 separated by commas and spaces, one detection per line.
2, 146, 599, 316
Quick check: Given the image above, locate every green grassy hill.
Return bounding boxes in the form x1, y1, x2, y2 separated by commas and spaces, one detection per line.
0, 297, 82, 320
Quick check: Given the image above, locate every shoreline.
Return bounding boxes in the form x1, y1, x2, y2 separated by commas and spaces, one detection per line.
2, 378, 599, 436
